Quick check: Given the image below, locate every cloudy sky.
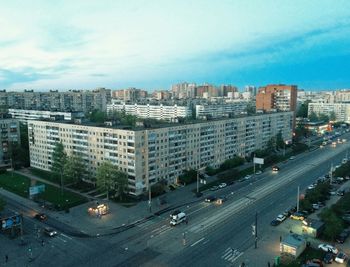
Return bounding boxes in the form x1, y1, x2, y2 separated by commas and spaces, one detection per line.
1, 0, 350, 91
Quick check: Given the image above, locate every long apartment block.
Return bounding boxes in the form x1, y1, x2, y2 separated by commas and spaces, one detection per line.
107, 101, 192, 121
28, 112, 293, 196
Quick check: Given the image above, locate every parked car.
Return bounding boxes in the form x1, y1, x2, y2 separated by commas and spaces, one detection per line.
219, 183, 227, 189
335, 252, 347, 263
336, 229, 350, 243
312, 203, 320, 210
43, 227, 57, 237
34, 213, 47, 221
270, 219, 281, 226
318, 243, 338, 254
276, 214, 287, 222
210, 186, 219, 191
323, 253, 333, 264
289, 156, 296, 160
205, 196, 217, 203
290, 212, 305, 220
337, 190, 345, 196
255, 170, 263, 175
244, 175, 252, 180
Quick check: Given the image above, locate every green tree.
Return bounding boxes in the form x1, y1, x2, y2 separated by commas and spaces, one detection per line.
63, 154, 85, 184
246, 103, 256, 115
266, 137, 276, 152
318, 113, 330, 123
308, 111, 319, 122
319, 208, 344, 240
329, 111, 337, 122
276, 131, 285, 149
96, 161, 128, 200
89, 110, 107, 123
296, 100, 310, 118
0, 197, 5, 211
51, 142, 67, 192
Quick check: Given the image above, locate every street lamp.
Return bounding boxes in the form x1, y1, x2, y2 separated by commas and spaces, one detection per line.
196, 167, 206, 195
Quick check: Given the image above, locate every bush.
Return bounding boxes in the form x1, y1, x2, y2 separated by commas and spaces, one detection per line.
178, 169, 197, 185
219, 157, 245, 171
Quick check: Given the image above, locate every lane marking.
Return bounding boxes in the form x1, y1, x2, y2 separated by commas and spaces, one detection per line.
190, 237, 205, 247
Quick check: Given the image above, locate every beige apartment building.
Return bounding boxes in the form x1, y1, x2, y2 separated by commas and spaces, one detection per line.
28, 112, 293, 196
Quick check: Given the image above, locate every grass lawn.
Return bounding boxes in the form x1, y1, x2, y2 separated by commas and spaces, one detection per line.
29, 167, 60, 185
0, 172, 87, 210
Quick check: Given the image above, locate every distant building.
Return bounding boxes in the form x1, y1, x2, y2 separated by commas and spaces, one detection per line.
256, 84, 298, 128
0, 118, 20, 167
112, 88, 148, 102
308, 103, 350, 123
195, 102, 249, 119
107, 101, 192, 121
0, 88, 111, 113
245, 86, 256, 96
256, 84, 297, 112
8, 109, 84, 123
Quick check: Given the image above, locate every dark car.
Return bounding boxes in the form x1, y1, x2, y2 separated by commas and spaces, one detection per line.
205, 196, 217, 202
270, 219, 281, 226
323, 253, 333, 264
34, 213, 47, 221
194, 192, 203, 198
336, 230, 350, 243
43, 227, 57, 237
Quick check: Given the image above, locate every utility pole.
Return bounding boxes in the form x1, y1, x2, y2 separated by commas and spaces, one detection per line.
296, 186, 300, 212
196, 170, 199, 194
254, 212, 258, 249
253, 154, 256, 174
330, 163, 333, 185
148, 179, 152, 213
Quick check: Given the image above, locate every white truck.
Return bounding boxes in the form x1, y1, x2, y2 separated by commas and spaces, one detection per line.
170, 212, 187, 226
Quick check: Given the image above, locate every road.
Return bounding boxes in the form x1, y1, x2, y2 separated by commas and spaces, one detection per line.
70, 134, 350, 267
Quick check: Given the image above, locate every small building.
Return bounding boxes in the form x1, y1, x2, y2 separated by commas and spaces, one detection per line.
302, 219, 325, 238
280, 234, 306, 258
88, 203, 109, 217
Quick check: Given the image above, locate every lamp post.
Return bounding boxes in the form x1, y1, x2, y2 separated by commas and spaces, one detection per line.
196, 167, 206, 195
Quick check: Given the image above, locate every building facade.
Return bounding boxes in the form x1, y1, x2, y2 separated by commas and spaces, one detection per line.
0, 118, 20, 167
28, 112, 293, 196
308, 103, 350, 123
9, 109, 84, 123
107, 101, 192, 121
195, 102, 249, 119
0, 88, 111, 113
256, 84, 298, 112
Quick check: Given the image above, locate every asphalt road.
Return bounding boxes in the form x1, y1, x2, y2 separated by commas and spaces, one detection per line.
108, 135, 350, 267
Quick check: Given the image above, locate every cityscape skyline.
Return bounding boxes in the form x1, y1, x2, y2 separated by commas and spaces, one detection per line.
1, 1, 350, 91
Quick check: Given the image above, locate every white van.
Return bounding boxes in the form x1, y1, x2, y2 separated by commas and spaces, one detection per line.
170, 212, 186, 226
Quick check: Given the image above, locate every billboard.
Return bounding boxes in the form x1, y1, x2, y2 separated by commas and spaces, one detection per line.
253, 157, 264, 165
29, 184, 45, 196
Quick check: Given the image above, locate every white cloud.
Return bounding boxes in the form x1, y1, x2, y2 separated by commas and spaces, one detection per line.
0, 0, 350, 89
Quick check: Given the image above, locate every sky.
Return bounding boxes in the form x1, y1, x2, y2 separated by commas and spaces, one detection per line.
1, 0, 350, 91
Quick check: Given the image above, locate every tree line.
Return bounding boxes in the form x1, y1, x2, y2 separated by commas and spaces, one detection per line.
51, 142, 128, 200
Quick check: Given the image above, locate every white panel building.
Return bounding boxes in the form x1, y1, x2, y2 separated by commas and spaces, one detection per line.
28, 112, 293, 196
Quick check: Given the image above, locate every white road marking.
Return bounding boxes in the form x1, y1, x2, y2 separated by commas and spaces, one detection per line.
190, 237, 205, 247
60, 233, 72, 240
56, 236, 67, 243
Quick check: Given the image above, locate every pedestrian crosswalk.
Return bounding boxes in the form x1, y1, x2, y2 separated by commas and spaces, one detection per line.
221, 247, 243, 264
